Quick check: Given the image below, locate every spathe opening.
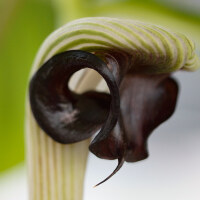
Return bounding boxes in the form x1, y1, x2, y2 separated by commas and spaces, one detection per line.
68, 68, 109, 94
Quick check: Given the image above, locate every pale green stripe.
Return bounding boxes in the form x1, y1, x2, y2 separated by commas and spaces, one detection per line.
69, 21, 145, 51
141, 24, 175, 69
127, 22, 165, 57
61, 145, 66, 200
52, 38, 117, 55
98, 18, 156, 53
177, 33, 194, 63
153, 26, 185, 70
34, 17, 199, 77
125, 22, 166, 66
38, 29, 131, 67
109, 21, 153, 58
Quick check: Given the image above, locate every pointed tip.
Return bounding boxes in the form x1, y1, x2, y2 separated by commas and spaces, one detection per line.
93, 157, 125, 187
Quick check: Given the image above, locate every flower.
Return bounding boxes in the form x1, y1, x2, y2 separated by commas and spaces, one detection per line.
29, 17, 200, 185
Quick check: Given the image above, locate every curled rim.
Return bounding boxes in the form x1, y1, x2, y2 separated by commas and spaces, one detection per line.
29, 50, 120, 144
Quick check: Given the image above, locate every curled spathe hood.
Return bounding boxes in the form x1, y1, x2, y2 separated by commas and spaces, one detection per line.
32, 17, 200, 74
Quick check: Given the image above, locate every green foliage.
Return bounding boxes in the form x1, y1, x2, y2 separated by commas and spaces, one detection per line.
0, 0, 55, 172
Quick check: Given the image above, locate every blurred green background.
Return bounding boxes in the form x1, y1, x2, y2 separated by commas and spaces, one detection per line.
0, 0, 200, 173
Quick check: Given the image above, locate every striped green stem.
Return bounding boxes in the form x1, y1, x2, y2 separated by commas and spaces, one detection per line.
26, 69, 103, 200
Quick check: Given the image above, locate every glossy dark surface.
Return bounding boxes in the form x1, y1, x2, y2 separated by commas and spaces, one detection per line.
29, 50, 178, 185
29, 50, 119, 144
